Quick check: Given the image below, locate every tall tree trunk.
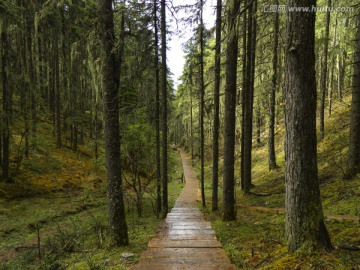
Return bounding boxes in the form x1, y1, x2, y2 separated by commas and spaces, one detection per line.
160, 0, 168, 217
328, 57, 334, 117
284, 0, 332, 252
153, 0, 162, 214
199, 0, 206, 208
94, 107, 99, 160
36, 20, 43, 116
190, 85, 194, 159
54, 31, 61, 148
61, 8, 70, 149
338, 51, 346, 100
29, 15, 36, 147
268, 0, 279, 170
212, 0, 222, 212
0, 133, 2, 168
98, 0, 129, 246
347, 13, 360, 179
242, 0, 257, 194
50, 41, 55, 131
256, 103, 261, 145
319, 0, 331, 141
223, 0, 240, 221
241, 0, 247, 190
1, 21, 10, 181
23, 18, 30, 158
328, 16, 337, 117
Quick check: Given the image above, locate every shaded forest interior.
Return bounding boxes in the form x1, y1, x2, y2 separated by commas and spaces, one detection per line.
0, 0, 359, 269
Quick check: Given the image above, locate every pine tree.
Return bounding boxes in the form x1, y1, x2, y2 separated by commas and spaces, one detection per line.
268, 0, 279, 170
319, 0, 331, 141
153, 0, 162, 214
347, 12, 360, 179
284, 0, 332, 252
98, 0, 129, 246
212, 0, 222, 212
223, 0, 241, 221
160, 0, 168, 217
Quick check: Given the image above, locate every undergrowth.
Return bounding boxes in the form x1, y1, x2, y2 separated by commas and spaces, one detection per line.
0, 114, 184, 270
195, 95, 360, 269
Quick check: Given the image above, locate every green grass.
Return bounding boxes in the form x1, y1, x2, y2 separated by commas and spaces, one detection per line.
191, 95, 360, 269
0, 148, 184, 270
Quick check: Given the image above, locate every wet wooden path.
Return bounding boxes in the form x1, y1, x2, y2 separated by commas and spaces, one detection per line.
133, 149, 235, 270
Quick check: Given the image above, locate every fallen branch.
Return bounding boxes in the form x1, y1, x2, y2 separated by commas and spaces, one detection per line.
250, 192, 273, 197
255, 257, 271, 268
15, 245, 37, 251
338, 245, 360, 251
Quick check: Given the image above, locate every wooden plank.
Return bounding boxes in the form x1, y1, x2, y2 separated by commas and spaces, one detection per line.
132, 149, 236, 270
132, 263, 236, 270
148, 239, 222, 248
141, 247, 228, 258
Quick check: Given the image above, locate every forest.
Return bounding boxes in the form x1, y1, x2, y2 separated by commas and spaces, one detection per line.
0, 0, 359, 269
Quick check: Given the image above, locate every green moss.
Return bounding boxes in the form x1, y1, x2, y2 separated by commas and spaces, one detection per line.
195, 95, 359, 269
1, 148, 185, 269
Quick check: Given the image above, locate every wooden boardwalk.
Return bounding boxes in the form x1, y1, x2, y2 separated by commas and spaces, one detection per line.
132, 149, 235, 270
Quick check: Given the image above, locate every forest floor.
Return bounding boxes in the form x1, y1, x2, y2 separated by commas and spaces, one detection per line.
1, 95, 359, 269
192, 95, 360, 269
0, 116, 185, 270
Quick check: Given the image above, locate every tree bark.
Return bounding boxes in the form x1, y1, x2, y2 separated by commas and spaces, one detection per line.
319, 0, 331, 141
25, 6, 37, 149
223, 0, 240, 221
98, 0, 129, 246
22, 12, 30, 158
284, 0, 332, 252
348, 13, 360, 178
241, 0, 247, 190
160, 0, 168, 217
153, 0, 162, 214
55, 31, 61, 148
242, 0, 257, 194
256, 103, 261, 145
268, 0, 279, 170
199, 0, 206, 208
190, 85, 194, 160
212, 0, 222, 212
1, 21, 10, 181
328, 17, 337, 117
338, 51, 346, 100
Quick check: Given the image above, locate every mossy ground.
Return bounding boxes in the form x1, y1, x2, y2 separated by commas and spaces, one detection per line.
0, 113, 185, 270
194, 95, 360, 269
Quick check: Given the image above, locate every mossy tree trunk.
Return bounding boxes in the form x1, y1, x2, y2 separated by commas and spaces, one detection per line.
338, 51, 346, 101
212, 0, 222, 212
55, 30, 61, 148
240, 0, 247, 190
268, 0, 279, 170
1, 20, 10, 182
199, 0, 206, 208
223, 0, 240, 221
153, 0, 162, 214
348, 13, 360, 178
160, 0, 168, 217
284, 0, 333, 253
242, 0, 257, 194
319, 0, 331, 141
98, 0, 129, 246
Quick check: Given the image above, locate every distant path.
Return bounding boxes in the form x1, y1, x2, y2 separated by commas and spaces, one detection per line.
133, 149, 235, 270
